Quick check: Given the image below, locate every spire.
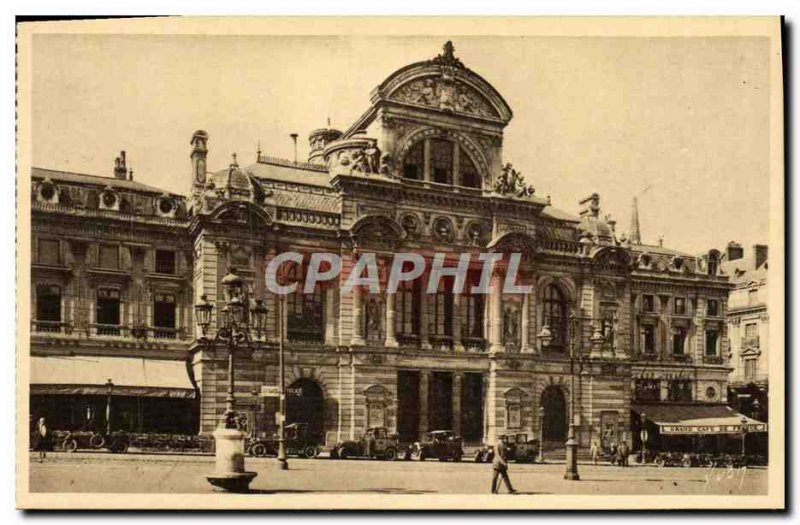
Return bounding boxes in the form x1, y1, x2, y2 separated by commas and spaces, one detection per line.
630, 197, 641, 245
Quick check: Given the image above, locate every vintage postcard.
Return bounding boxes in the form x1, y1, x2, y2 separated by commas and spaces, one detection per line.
16, 16, 784, 510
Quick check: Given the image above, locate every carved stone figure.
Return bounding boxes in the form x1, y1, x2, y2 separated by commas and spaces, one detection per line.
432, 217, 455, 243
466, 221, 483, 246
401, 214, 420, 238
364, 143, 380, 174
493, 163, 535, 198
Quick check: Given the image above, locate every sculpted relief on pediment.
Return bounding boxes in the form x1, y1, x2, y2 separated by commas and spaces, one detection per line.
389, 76, 498, 119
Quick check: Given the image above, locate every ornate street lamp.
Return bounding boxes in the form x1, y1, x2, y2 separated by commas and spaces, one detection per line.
537, 325, 552, 351
538, 314, 582, 480
564, 313, 581, 481
194, 267, 265, 493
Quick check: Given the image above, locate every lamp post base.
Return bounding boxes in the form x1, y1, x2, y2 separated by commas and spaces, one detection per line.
564, 425, 580, 481
207, 428, 257, 493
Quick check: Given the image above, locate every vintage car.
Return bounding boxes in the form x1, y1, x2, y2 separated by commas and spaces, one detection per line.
474, 433, 540, 463
247, 422, 322, 459
330, 427, 400, 461
406, 430, 463, 462
60, 430, 130, 454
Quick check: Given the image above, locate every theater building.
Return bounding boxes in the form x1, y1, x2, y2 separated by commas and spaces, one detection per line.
31, 42, 749, 453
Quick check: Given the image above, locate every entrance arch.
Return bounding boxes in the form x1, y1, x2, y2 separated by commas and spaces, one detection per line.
286, 378, 324, 439
540, 386, 567, 443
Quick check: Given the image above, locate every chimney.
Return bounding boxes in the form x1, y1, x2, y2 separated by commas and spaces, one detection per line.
753, 244, 768, 269
579, 193, 600, 218
726, 241, 744, 262
190, 130, 209, 191
113, 151, 127, 180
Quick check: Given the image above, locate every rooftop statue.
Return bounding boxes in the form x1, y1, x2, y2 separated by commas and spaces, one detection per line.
493, 163, 535, 199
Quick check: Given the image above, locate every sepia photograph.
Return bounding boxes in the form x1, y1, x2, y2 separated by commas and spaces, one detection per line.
15, 16, 785, 510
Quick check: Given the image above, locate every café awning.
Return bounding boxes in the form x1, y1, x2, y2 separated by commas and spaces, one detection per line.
30, 355, 196, 399
632, 403, 767, 435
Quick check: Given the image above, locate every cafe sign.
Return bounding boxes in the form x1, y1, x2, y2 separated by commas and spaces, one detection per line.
660, 423, 767, 435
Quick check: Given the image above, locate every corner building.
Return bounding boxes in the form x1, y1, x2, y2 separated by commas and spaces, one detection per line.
31, 43, 737, 454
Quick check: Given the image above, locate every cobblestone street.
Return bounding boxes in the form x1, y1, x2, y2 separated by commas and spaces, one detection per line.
28, 452, 768, 496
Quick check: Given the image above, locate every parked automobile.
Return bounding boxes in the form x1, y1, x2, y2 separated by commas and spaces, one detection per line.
331, 427, 400, 460
60, 430, 130, 454
247, 422, 322, 459
407, 430, 463, 462
474, 433, 540, 463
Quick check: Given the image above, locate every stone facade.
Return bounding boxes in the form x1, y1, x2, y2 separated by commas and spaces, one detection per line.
29, 42, 734, 450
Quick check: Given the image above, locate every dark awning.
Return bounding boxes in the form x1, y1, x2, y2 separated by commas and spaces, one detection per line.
632, 403, 767, 435
30, 356, 196, 399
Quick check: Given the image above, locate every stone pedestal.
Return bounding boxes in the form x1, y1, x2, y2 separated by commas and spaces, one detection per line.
206, 428, 257, 493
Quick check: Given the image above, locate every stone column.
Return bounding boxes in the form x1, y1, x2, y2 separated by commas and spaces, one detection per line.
350, 286, 365, 346
521, 290, 531, 352
385, 292, 398, 347
489, 269, 504, 353
453, 292, 463, 351
452, 142, 460, 186
452, 373, 463, 436
418, 371, 429, 439
324, 286, 337, 345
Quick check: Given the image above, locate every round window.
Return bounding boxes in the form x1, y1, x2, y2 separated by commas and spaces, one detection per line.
705, 387, 716, 400
40, 182, 56, 201
102, 191, 117, 207
159, 197, 174, 214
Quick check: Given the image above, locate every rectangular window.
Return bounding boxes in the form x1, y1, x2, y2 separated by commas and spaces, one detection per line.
744, 358, 758, 381
35, 284, 61, 330
37, 239, 61, 265
153, 292, 176, 336
706, 299, 720, 317
672, 326, 687, 355
642, 325, 655, 354
748, 289, 758, 306
96, 288, 121, 334
674, 297, 686, 315
705, 330, 719, 356
667, 380, 693, 401
155, 250, 176, 274
432, 276, 453, 337
98, 245, 120, 269
634, 379, 660, 401
465, 294, 484, 339
641, 294, 655, 313
430, 139, 453, 185
745, 323, 758, 340
396, 269, 421, 338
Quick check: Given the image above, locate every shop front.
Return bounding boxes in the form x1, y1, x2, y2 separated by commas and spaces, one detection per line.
631, 403, 767, 460
29, 356, 199, 435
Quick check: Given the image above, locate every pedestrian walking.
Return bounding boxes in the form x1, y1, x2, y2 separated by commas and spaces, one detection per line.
590, 439, 600, 465
32, 417, 52, 463
491, 438, 517, 494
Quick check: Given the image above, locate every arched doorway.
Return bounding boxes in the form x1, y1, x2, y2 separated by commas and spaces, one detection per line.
541, 386, 567, 444
286, 378, 324, 439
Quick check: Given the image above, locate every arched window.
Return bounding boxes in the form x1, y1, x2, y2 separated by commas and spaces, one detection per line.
543, 284, 568, 350
400, 138, 482, 189
402, 141, 424, 180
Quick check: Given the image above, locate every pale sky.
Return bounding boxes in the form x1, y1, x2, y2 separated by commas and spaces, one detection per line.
31, 34, 771, 254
